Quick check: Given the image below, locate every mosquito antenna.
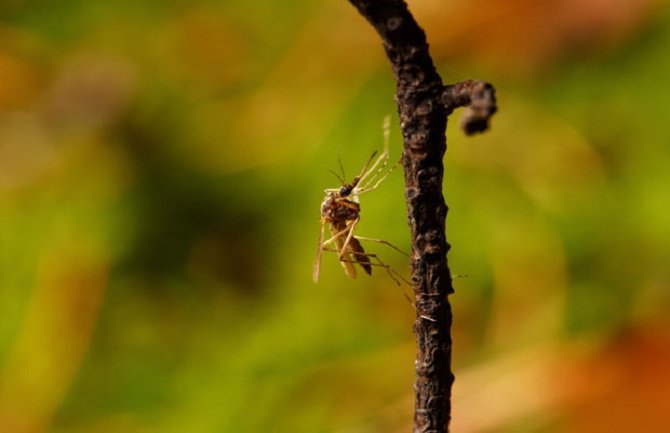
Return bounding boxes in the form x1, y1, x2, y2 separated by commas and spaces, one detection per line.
337, 153, 346, 182
329, 169, 345, 184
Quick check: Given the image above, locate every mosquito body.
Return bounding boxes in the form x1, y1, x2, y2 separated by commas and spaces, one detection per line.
313, 117, 407, 284
316, 172, 372, 280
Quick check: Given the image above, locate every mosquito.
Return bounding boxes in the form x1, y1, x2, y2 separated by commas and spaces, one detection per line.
312, 117, 408, 284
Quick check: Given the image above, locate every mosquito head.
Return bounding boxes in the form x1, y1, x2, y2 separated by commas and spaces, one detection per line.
339, 185, 352, 196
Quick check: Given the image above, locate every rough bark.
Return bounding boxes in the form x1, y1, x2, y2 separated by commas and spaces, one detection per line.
345, 1, 497, 432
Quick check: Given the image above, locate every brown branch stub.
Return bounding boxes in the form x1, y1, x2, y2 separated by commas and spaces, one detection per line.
443, 79, 498, 135
346, 1, 496, 432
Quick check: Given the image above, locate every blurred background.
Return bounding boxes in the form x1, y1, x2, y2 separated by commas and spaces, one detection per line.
1, 0, 669, 432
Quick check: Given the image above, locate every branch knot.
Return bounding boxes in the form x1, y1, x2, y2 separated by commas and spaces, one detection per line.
443, 79, 497, 135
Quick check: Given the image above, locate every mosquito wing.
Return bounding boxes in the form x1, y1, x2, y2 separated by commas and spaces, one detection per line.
348, 237, 372, 275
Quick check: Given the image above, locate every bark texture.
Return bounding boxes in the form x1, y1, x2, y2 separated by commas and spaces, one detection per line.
346, 1, 497, 432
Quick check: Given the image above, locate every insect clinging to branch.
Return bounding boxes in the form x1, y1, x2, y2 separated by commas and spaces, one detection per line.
313, 116, 407, 284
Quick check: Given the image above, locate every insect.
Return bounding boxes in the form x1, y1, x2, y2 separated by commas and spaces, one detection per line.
313, 117, 407, 284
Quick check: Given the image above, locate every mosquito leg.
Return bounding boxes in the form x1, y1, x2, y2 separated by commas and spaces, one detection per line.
313, 217, 327, 283
357, 116, 392, 187
357, 146, 390, 190
329, 255, 398, 268
328, 247, 414, 305
358, 151, 387, 186
351, 252, 419, 315
322, 247, 342, 252
339, 218, 359, 260
326, 236, 410, 285
354, 150, 379, 187
325, 249, 399, 270
359, 252, 414, 307
344, 250, 411, 287
322, 225, 351, 247
354, 235, 409, 256
357, 156, 401, 194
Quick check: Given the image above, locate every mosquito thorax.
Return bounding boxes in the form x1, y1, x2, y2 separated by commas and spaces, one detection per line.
320, 193, 335, 213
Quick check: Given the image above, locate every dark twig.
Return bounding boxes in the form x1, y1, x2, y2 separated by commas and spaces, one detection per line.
345, 1, 496, 432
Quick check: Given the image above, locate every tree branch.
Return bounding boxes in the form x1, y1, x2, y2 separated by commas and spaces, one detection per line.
346, 1, 496, 432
